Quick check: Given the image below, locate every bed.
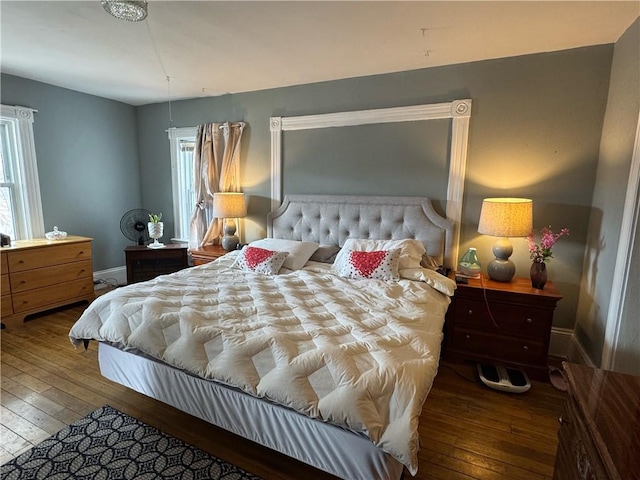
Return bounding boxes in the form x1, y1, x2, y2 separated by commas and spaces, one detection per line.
69, 194, 456, 480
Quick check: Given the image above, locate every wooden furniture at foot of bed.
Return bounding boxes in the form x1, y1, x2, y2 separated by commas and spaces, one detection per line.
554, 362, 640, 479
1, 236, 94, 328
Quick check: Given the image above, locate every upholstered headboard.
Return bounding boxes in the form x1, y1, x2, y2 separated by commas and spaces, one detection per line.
267, 194, 455, 268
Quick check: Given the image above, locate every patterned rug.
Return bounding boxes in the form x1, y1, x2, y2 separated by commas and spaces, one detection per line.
1, 405, 263, 480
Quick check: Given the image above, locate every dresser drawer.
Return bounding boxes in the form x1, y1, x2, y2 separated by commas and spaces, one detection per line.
11, 278, 94, 313
8, 241, 92, 272
1, 251, 8, 275
1, 294, 12, 315
10, 260, 92, 293
450, 328, 546, 364
454, 298, 552, 340
1, 273, 10, 296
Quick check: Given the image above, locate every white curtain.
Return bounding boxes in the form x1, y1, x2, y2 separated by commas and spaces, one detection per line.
189, 121, 245, 248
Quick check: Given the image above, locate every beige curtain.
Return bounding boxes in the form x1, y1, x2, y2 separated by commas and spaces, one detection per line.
189, 121, 245, 248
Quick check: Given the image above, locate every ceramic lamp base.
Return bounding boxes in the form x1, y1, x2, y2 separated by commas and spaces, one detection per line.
221, 218, 240, 251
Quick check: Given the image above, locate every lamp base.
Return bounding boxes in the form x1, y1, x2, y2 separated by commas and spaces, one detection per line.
487, 258, 516, 282
487, 237, 516, 282
221, 234, 239, 251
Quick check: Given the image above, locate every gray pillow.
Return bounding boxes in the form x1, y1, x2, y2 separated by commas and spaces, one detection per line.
309, 245, 340, 263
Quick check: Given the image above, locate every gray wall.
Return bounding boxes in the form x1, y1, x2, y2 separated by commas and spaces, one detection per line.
576, 18, 640, 371
137, 45, 613, 331
0, 74, 142, 271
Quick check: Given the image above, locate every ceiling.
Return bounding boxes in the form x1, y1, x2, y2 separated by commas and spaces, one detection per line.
1, 1, 638, 106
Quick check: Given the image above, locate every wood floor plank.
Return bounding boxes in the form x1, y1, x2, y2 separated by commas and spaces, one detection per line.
0, 406, 50, 445
0, 302, 566, 479
2, 376, 67, 416
1, 390, 67, 434
0, 424, 33, 455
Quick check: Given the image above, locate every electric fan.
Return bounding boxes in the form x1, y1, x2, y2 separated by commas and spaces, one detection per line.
120, 209, 152, 245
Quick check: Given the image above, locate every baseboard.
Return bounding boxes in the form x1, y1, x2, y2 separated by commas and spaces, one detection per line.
93, 266, 126, 288
549, 327, 572, 358
569, 334, 596, 367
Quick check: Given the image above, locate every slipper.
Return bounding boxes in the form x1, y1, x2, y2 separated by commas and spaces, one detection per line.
549, 366, 568, 392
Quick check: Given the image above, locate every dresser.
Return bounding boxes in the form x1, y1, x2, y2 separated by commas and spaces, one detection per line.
554, 363, 640, 480
124, 244, 189, 284
1, 236, 94, 328
444, 275, 563, 381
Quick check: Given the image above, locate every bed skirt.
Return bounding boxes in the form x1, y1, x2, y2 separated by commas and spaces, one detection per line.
99, 343, 404, 480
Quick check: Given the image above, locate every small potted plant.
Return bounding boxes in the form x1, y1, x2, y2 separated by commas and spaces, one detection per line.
147, 212, 165, 248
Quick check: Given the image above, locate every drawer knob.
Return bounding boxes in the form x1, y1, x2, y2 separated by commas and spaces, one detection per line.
465, 334, 471, 339
558, 416, 569, 425
523, 345, 529, 350
526, 318, 533, 324
467, 309, 473, 315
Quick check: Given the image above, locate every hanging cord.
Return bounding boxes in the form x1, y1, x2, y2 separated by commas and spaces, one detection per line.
144, 17, 173, 127
479, 274, 500, 329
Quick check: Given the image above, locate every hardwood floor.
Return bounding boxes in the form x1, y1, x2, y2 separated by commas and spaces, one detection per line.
1, 300, 566, 480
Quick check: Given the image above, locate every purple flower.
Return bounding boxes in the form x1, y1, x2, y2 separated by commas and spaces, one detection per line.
527, 226, 569, 263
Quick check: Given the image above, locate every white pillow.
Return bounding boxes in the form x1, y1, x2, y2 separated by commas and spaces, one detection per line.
334, 248, 401, 280
334, 239, 426, 271
249, 238, 319, 271
232, 246, 289, 275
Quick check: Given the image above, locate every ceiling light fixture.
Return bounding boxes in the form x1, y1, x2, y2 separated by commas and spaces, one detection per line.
101, 0, 148, 22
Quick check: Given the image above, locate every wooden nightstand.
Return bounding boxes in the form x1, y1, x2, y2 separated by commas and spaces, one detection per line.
125, 244, 189, 284
444, 275, 563, 381
189, 245, 228, 266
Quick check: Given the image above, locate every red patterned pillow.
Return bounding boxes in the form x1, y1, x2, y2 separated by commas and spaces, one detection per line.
232, 246, 289, 275
334, 249, 400, 280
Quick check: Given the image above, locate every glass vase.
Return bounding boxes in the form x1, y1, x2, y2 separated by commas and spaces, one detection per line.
530, 261, 547, 289
458, 248, 481, 278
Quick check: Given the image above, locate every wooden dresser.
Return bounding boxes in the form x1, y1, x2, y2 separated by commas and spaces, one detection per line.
1, 236, 94, 328
444, 275, 563, 381
554, 363, 640, 480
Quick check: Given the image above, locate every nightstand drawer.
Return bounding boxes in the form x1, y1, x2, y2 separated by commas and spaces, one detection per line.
454, 298, 552, 340
450, 328, 546, 364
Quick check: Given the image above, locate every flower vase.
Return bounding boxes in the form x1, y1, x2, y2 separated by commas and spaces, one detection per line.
530, 261, 547, 290
147, 221, 165, 248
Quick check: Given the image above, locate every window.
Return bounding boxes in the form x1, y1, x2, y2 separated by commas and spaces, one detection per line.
168, 127, 197, 242
0, 105, 44, 240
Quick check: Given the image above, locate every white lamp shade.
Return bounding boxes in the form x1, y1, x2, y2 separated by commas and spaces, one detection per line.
212, 193, 247, 218
478, 198, 533, 238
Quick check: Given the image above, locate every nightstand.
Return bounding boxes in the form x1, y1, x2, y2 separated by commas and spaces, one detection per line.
444, 275, 563, 381
124, 244, 189, 284
189, 245, 228, 266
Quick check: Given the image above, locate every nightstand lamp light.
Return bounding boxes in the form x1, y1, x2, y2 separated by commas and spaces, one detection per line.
477, 197, 533, 282
212, 192, 247, 251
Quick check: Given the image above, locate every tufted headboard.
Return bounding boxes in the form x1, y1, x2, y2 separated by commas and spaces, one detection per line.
267, 194, 455, 268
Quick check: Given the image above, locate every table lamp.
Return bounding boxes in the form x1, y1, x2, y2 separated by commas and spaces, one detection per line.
477, 198, 533, 282
212, 192, 247, 251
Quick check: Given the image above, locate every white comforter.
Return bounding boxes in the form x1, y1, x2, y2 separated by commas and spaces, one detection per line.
69, 252, 455, 474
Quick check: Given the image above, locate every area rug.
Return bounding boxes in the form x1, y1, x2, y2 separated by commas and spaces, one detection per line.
1, 405, 263, 480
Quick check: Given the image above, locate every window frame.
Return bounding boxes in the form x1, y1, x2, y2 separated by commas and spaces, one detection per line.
0, 105, 44, 240
168, 126, 197, 243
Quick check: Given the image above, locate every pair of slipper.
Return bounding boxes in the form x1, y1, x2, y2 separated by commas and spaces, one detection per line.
549, 366, 568, 391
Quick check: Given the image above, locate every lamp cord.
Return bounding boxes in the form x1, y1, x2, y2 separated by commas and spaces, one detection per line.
479, 274, 500, 330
